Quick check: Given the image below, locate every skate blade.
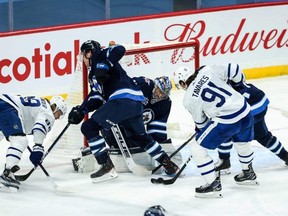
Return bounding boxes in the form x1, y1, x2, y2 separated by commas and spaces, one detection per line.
0, 182, 19, 193
91, 171, 118, 184
236, 179, 259, 186
195, 191, 223, 198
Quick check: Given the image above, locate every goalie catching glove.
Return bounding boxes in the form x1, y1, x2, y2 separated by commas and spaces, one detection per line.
29, 144, 44, 166
68, 106, 86, 124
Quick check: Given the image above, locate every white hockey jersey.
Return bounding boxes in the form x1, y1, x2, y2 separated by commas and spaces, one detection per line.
0, 94, 55, 144
183, 64, 251, 129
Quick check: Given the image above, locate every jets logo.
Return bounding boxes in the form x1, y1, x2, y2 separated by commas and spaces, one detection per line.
142, 108, 154, 124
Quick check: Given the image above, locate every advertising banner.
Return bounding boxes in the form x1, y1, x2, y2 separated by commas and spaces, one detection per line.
0, 3, 287, 96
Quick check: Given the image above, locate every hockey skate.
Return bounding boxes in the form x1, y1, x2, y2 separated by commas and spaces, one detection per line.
0, 166, 21, 192
160, 154, 179, 175
234, 163, 259, 185
90, 157, 118, 183
195, 174, 222, 198
215, 158, 231, 175
160, 139, 183, 166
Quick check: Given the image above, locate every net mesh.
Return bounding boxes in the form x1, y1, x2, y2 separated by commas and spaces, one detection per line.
48, 42, 199, 156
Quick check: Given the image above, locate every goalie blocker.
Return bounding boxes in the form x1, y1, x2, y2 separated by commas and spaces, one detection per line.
72, 125, 182, 174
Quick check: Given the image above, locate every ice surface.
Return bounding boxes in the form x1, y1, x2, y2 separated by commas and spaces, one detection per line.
1, 76, 288, 216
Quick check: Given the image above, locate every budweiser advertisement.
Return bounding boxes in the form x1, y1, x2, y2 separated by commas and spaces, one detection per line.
0, 2, 287, 96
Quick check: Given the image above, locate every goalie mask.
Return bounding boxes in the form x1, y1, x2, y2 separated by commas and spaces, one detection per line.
152, 76, 172, 103
50, 95, 67, 117
81, 40, 101, 57
173, 66, 194, 90
154, 76, 172, 95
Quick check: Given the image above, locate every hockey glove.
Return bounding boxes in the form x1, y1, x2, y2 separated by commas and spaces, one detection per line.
68, 106, 85, 124
95, 60, 112, 84
229, 80, 247, 94
195, 126, 201, 133
29, 144, 44, 166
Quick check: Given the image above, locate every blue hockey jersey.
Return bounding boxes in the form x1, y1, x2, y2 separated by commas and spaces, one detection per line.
132, 76, 171, 121
89, 45, 144, 102
232, 83, 270, 116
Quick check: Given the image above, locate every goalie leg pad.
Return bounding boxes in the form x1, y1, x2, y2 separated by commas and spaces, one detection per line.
109, 149, 154, 173
72, 154, 100, 173
108, 143, 181, 174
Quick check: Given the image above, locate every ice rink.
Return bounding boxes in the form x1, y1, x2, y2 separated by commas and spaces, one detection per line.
1, 75, 288, 216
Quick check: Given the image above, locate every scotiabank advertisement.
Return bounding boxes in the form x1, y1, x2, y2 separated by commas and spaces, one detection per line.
0, 2, 287, 97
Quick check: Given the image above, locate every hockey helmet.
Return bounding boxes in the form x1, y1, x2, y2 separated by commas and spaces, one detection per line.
154, 76, 172, 96
50, 95, 67, 116
144, 205, 167, 216
173, 66, 194, 89
80, 40, 101, 55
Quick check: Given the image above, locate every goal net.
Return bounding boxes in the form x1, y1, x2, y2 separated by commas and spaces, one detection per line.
48, 41, 199, 157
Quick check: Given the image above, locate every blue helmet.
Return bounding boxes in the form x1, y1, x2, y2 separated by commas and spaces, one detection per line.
154, 76, 172, 96
144, 205, 167, 216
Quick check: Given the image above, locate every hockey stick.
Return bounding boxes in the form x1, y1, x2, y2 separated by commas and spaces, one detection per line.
110, 124, 152, 176
26, 146, 59, 189
151, 133, 196, 174
151, 155, 193, 185
15, 123, 70, 181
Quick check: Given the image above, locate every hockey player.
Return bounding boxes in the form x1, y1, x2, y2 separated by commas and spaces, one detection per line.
134, 76, 172, 143
173, 64, 258, 198
98, 76, 173, 148
0, 94, 67, 191
72, 76, 182, 174
94, 76, 182, 173
215, 81, 288, 173
68, 40, 179, 183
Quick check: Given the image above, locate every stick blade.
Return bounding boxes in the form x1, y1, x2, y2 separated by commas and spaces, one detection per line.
15, 171, 33, 181
151, 177, 164, 184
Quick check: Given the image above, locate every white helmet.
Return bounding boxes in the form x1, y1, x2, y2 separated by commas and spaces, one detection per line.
173, 66, 194, 89
50, 95, 67, 116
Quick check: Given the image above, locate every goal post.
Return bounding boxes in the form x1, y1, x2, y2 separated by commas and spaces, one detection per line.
48, 41, 200, 156
121, 41, 200, 80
